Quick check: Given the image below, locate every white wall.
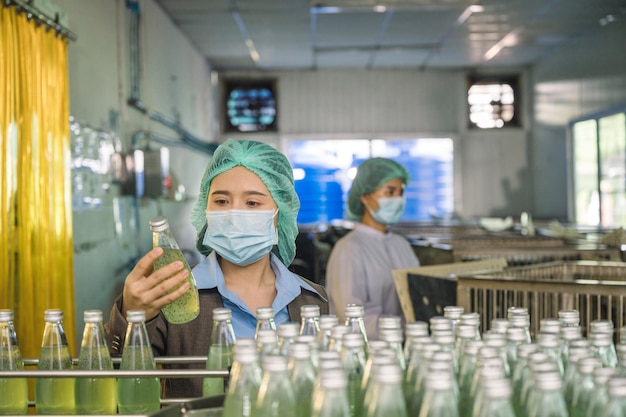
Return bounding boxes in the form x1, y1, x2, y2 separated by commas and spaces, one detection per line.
531, 22, 626, 219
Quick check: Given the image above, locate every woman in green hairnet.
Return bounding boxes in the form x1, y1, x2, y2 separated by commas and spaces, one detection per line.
325, 157, 420, 339
105, 139, 328, 398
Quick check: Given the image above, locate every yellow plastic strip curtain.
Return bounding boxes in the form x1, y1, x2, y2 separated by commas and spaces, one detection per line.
0, 5, 75, 358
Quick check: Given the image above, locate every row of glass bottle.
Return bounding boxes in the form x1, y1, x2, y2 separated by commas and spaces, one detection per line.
206, 304, 626, 417
0, 308, 161, 415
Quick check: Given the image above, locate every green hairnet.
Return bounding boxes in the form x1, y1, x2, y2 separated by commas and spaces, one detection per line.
346, 157, 410, 221
190, 139, 300, 265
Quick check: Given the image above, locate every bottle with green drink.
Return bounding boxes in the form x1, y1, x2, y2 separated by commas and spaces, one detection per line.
150, 215, 200, 324
203, 308, 236, 397
0, 309, 28, 415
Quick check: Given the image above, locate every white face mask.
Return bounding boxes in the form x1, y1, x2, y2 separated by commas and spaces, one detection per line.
203, 209, 278, 266
367, 196, 405, 225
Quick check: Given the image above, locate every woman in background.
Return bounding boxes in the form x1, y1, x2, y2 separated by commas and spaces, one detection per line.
325, 157, 419, 339
105, 139, 328, 398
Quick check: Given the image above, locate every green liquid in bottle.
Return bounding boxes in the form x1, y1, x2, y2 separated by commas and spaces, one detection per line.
75, 344, 117, 414
35, 345, 75, 415
203, 344, 233, 397
0, 346, 28, 415
153, 248, 200, 324
117, 346, 160, 414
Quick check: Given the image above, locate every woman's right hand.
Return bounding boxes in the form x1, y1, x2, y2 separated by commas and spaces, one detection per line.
121, 247, 190, 321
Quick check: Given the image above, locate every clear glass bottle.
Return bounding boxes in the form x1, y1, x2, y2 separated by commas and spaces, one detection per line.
586, 367, 617, 417
416, 371, 458, 417
490, 318, 510, 335
222, 341, 262, 417
508, 310, 532, 344
474, 378, 515, 417
328, 324, 351, 353
341, 333, 367, 417
363, 363, 407, 417
457, 340, 484, 417
505, 326, 526, 373
277, 322, 300, 356
298, 334, 320, 369
379, 327, 406, 372
558, 309, 580, 327
429, 316, 453, 337
510, 343, 538, 415
344, 304, 368, 345
537, 333, 564, 376
378, 315, 402, 334
35, 308, 75, 415
590, 331, 618, 368
459, 312, 482, 341
149, 215, 200, 324
526, 371, 568, 417
257, 329, 279, 359
539, 318, 561, 335
443, 306, 464, 331
75, 309, 117, 414
203, 307, 236, 397
603, 377, 626, 417
255, 307, 276, 338
563, 344, 591, 409
403, 321, 429, 360
569, 357, 601, 417
301, 305, 321, 337
311, 368, 351, 417
0, 309, 27, 415
255, 355, 297, 417
363, 347, 397, 396
117, 310, 161, 414
289, 342, 316, 417
317, 315, 339, 352
558, 325, 582, 371
406, 343, 442, 415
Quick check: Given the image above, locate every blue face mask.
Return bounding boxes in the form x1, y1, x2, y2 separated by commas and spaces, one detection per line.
368, 197, 405, 225
203, 209, 278, 266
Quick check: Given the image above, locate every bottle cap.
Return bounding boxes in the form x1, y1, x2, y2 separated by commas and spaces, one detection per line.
463, 340, 484, 356
459, 312, 480, 327
379, 328, 403, 344
516, 343, 539, 359
278, 322, 300, 338
212, 308, 232, 321
330, 324, 350, 340
558, 309, 580, 325
262, 354, 288, 372
429, 316, 452, 331
560, 326, 582, 340
507, 306, 528, 318
577, 357, 602, 374
0, 309, 14, 322
301, 305, 320, 319
593, 366, 615, 386
443, 305, 464, 319
149, 216, 169, 232
539, 318, 561, 334
367, 339, 390, 355
490, 318, 510, 333
405, 321, 429, 337
378, 315, 401, 330
372, 363, 403, 384
126, 310, 146, 322
506, 327, 527, 342
318, 368, 347, 389
256, 329, 278, 344
288, 341, 311, 359
425, 371, 453, 390
344, 304, 364, 318
44, 309, 63, 322
256, 306, 274, 320
342, 333, 365, 348
83, 309, 103, 323
319, 315, 339, 330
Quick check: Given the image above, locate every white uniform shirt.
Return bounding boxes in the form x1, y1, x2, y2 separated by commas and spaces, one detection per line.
325, 223, 420, 339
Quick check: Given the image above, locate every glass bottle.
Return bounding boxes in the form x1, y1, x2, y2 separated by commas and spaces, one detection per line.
363, 363, 407, 417
558, 325, 582, 371
508, 311, 532, 344
379, 327, 406, 372
257, 329, 279, 359
378, 315, 402, 335
255, 355, 297, 417
569, 357, 601, 417
203, 307, 236, 396
443, 306, 464, 331
563, 344, 591, 409
311, 368, 351, 417
590, 331, 618, 368
255, 307, 277, 338
75, 310, 117, 414
587, 374, 624, 417
474, 378, 515, 417
416, 371, 459, 417
511, 343, 538, 414
539, 318, 561, 335
328, 325, 351, 353
603, 377, 626, 417
289, 342, 316, 417
317, 315, 339, 352
149, 215, 200, 324
0, 309, 27, 415
558, 309, 580, 328
403, 321, 429, 360
117, 310, 161, 414
35, 308, 75, 415
222, 342, 262, 417
505, 326, 526, 373
301, 305, 321, 337
537, 333, 564, 376
277, 322, 300, 356
344, 304, 368, 345
340, 333, 367, 417
429, 316, 453, 338
490, 318, 510, 335
457, 340, 484, 417
459, 312, 482, 341
526, 371, 568, 417
298, 334, 320, 369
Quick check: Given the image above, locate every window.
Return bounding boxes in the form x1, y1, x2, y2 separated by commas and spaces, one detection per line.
223, 79, 277, 133
573, 110, 626, 227
467, 75, 520, 129
287, 138, 454, 224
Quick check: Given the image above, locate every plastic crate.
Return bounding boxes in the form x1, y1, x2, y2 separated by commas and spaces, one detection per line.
456, 260, 626, 340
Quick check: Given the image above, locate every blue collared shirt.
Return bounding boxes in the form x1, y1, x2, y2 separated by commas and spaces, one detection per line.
192, 252, 325, 338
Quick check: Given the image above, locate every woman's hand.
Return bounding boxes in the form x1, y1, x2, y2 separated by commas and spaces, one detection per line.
121, 247, 190, 321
